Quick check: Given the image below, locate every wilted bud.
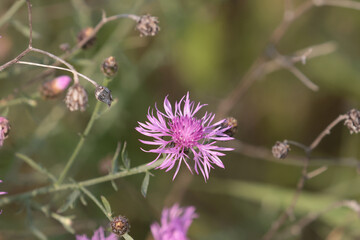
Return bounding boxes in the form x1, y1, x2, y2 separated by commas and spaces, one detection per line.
101, 56, 118, 77
136, 14, 160, 37
111, 215, 130, 236
221, 117, 238, 137
95, 85, 113, 107
77, 27, 96, 49
0, 117, 10, 147
344, 109, 360, 134
41, 75, 72, 99
272, 141, 290, 159
65, 84, 88, 112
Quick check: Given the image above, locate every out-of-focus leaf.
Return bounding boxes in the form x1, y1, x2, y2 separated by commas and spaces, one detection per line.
141, 171, 150, 198
80, 195, 87, 206
51, 213, 75, 234
101, 195, 112, 216
121, 141, 130, 170
57, 190, 81, 213
111, 180, 118, 191
111, 142, 121, 174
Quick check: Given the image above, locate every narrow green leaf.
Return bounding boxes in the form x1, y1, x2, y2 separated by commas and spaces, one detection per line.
101, 195, 112, 215
121, 142, 130, 169
80, 195, 87, 206
51, 213, 75, 234
29, 225, 47, 240
123, 233, 134, 240
111, 180, 118, 191
57, 190, 81, 213
111, 142, 121, 174
141, 172, 150, 198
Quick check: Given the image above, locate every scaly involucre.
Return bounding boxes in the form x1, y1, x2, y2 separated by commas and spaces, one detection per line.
151, 204, 197, 240
136, 92, 233, 181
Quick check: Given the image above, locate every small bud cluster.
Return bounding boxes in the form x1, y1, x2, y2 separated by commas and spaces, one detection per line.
344, 109, 360, 134
65, 84, 88, 111
221, 117, 238, 137
136, 15, 160, 37
110, 215, 130, 236
41, 75, 71, 99
101, 56, 118, 77
77, 27, 96, 49
272, 141, 290, 159
0, 117, 10, 147
95, 85, 113, 107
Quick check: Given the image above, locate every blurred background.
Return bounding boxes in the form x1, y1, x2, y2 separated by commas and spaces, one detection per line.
1, 0, 360, 239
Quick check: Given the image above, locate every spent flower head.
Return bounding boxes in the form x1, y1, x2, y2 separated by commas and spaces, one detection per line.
77, 27, 96, 49
0, 117, 10, 147
272, 141, 290, 159
110, 215, 130, 236
95, 86, 113, 107
136, 92, 234, 181
151, 204, 197, 240
344, 109, 360, 134
76, 226, 117, 240
65, 84, 88, 112
136, 14, 160, 37
101, 56, 118, 77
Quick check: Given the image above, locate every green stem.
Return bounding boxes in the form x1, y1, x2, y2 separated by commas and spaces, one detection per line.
56, 79, 110, 185
16, 153, 57, 183
0, 158, 163, 207
79, 186, 112, 221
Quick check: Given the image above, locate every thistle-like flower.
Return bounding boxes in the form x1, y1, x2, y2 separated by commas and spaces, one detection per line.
110, 215, 130, 236
40, 75, 71, 99
65, 84, 88, 111
136, 14, 160, 37
76, 227, 117, 240
344, 109, 360, 134
101, 56, 118, 77
151, 204, 197, 240
136, 92, 234, 180
77, 27, 96, 49
272, 141, 290, 159
0, 117, 10, 147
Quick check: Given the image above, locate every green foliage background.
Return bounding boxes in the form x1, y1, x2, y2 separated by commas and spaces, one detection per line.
1, 0, 360, 239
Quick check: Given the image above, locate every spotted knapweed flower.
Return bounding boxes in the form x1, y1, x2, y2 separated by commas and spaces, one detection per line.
151, 204, 197, 240
0, 117, 10, 147
41, 75, 72, 99
76, 226, 117, 240
136, 92, 234, 180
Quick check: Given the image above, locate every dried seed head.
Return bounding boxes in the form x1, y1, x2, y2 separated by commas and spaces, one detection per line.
41, 75, 72, 99
65, 84, 88, 112
136, 14, 160, 37
0, 117, 10, 147
77, 27, 96, 49
101, 56, 118, 77
95, 85, 113, 107
221, 117, 238, 137
344, 109, 360, 134
272, 141, 290, 159
111, 215, 130, 236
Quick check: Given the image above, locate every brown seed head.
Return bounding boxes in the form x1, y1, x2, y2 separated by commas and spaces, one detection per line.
272, 141, 290, 159
95, 85, 113, 107
77, 27, 96, 49
0, 117, 10, 139
136, 14, 160, 37
65, 84, 88, 112
344, 109, 360, 134
111, 215, 130, 236
101, 56, 118, 77
221, 117, 238, 137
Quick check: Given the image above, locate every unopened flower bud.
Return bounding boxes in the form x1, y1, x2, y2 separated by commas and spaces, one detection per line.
136, 14, 160, 37
65, 84, 88, 111
101, 56, 118, 77
95, 85, 113, 107
41, 75, 72, 99
77, 27, 96, 49
0, 117, 10, 147
111, 215, 130, 236
272, 141, 290, 159
344, 109, 360, 134
221, 117, 238, 137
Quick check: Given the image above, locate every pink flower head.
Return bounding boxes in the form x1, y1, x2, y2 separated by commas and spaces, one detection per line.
0, 180, 7, 195
76, 227, 117, 240
151, 204, 197, 240
53, 75, 72, 91
0, 117, 10, 147
136, 92, 233, 180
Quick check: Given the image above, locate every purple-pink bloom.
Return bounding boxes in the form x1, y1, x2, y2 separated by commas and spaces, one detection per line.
151, 204, 197, 240
136, 92, 233, 180
76, 227, 117, 240
0, 180, 7, 195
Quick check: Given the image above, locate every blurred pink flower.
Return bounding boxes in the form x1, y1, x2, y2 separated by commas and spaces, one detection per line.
0, 117, 10, 147
151, 204, 197, 240
76, 227, 117, 240
136, 92, 234, 180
